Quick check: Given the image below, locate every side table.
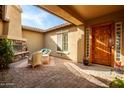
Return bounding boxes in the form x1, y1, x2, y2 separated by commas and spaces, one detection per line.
42, 55, 50, 64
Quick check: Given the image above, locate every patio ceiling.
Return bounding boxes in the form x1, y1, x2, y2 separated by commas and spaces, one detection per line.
39, 5, 124, 25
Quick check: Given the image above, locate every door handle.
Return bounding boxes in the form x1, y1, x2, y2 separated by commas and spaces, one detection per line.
111, 45, 115, 49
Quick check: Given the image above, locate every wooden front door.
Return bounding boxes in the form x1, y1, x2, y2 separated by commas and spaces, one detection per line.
92, 24, 113, 66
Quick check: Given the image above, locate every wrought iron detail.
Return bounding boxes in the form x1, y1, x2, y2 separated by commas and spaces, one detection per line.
115, 22, 122, 61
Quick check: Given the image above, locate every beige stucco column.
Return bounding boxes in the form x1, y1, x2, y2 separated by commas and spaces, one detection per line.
2, 5, 22, 40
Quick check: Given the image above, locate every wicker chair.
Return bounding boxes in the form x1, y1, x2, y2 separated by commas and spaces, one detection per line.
28, 51, 42, 68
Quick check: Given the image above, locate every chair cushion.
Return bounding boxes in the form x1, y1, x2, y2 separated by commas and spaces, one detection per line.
41, 48, 51, 55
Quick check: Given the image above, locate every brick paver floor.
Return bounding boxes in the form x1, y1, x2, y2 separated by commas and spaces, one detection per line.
0, 57, 114, 88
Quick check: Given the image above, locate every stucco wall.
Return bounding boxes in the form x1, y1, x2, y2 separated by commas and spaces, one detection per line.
44, 25, 84, 62
5, 5, 22, 39
0, 20, 3, 35
22, 29, 44, 53
86, 9, 124, 63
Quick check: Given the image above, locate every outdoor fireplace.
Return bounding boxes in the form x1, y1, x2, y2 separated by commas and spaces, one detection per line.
0, 37, 29, 62
13, 41, 23, 53
0, 5, 29, 62
12, 40, 27, 53
12, 39, 29, 62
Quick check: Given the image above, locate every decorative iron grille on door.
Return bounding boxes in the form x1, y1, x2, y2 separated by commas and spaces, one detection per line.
85, 28, 91, 60
115, 22, 122, 62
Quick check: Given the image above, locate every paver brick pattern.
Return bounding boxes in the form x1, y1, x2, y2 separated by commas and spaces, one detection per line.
0, 57, 112, 88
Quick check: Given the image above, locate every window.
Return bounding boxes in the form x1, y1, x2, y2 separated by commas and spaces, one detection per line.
57, 31, 68, 52
115, 22, 122, 61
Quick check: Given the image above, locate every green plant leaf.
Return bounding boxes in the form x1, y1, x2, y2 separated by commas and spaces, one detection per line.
0, 38, 14, 69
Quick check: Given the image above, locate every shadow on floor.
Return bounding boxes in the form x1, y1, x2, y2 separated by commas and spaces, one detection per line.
91, 75, 111, 86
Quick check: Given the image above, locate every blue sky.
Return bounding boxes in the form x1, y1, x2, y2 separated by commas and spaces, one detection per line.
21, 5, 66, 30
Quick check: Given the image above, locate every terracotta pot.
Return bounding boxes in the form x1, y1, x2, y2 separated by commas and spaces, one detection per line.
83, 59, 89, 65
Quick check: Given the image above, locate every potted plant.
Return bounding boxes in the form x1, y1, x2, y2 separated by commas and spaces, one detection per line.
0, 38, 14, 69
83, 58, 90, 65
114, 62, 124, 74
109, 77, 124, 88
